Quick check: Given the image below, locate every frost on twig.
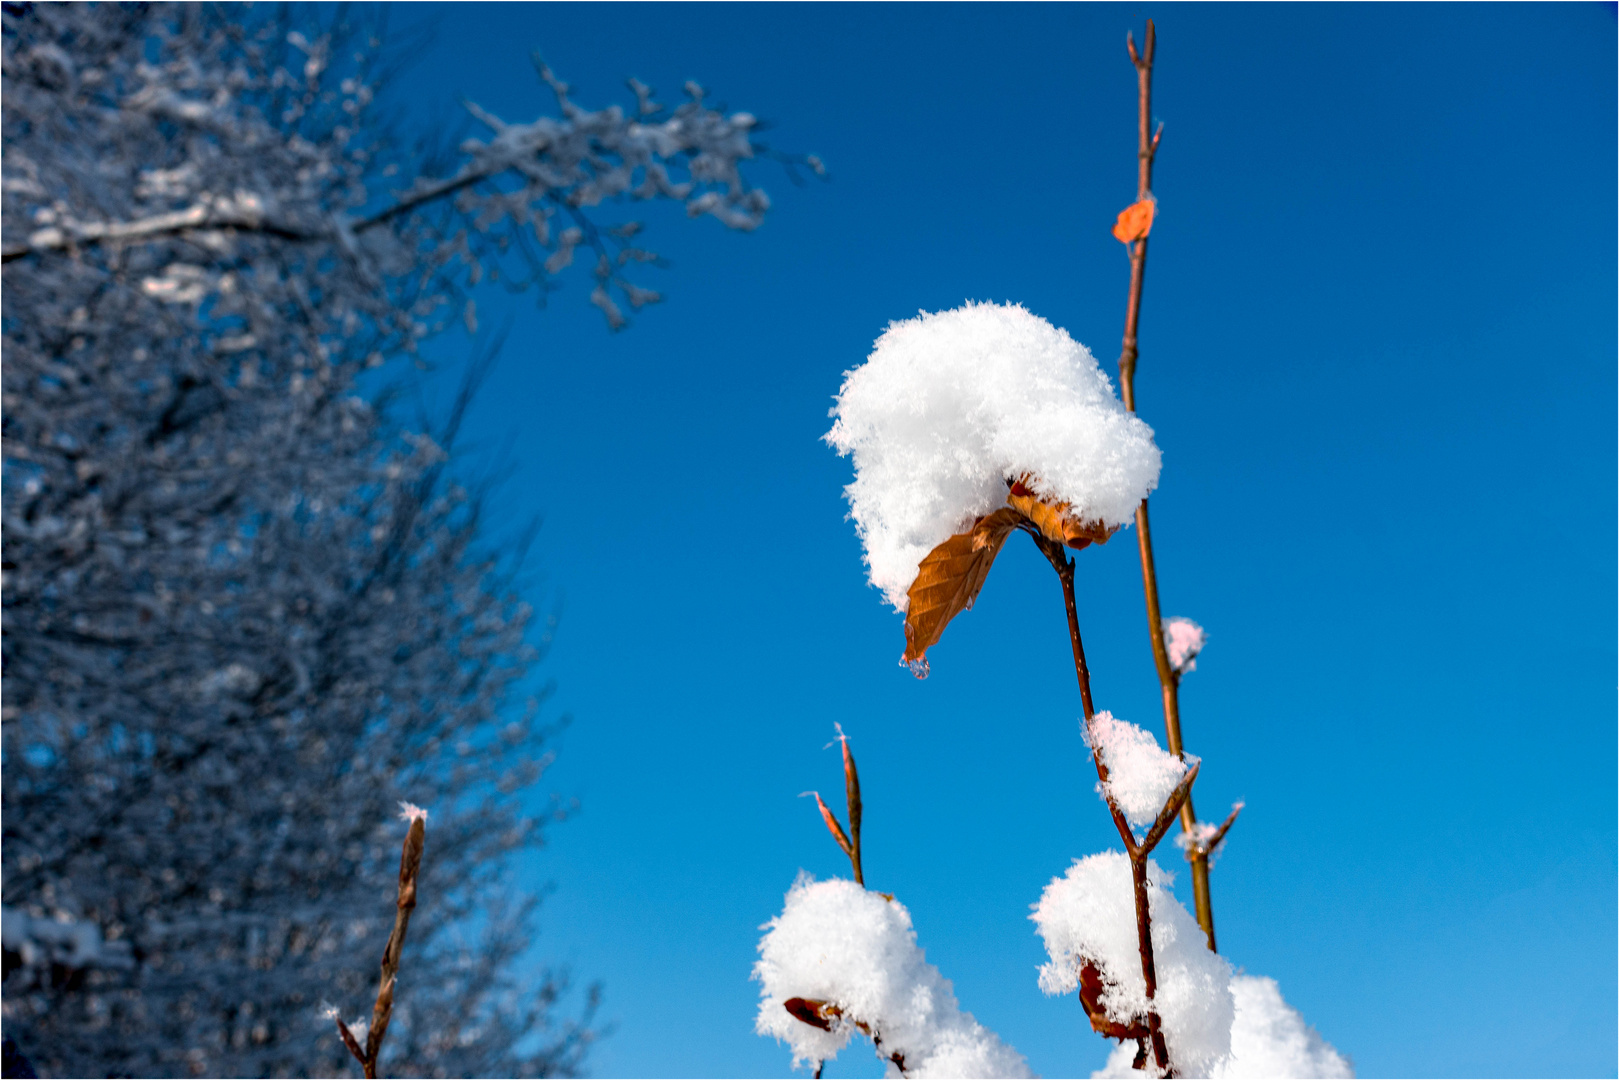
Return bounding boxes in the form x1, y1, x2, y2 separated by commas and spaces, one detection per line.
755, 875, 1032, 1079
1, 6, 816, 332
1175, 803, 1243, 866
1161, 618, 1206, 677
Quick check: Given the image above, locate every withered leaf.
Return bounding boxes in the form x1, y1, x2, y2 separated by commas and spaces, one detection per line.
1079, 959, 1149, 1041
784, 997, 835, 1031
1112, 199, 1156, 244
901, 507, 1024, 674
1007, 477, 1115, 550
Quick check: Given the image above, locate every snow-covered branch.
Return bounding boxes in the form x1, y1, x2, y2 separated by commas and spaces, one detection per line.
756, 876, 1031, 1079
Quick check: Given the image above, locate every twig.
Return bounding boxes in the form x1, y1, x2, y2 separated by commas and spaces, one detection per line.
785, 998, 908, 1077
842, 734, 864, 887
808, 729, 865, 886
1026, 527, 1192, 1076
334, 806, 427, 1079
1113, 19, 1230, 954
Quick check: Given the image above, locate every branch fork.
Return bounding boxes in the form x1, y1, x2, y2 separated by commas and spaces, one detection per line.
805, 728, 864, 886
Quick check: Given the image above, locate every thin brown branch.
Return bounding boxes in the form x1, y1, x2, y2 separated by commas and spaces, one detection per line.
1, 201, 317, 262
1128, 853, 1173, 1075
1113, 19, 1224, 955
1027, 530, 1095, 719
1032, 527, 1176, 1075
1190, 802, 1243, 861
1140, 761, 1201, 855
335, 809, 427, 1079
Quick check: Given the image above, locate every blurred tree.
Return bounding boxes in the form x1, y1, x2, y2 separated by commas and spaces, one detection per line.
1, 4, 807, 1075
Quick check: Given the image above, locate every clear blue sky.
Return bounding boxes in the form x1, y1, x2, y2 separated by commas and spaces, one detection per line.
382, 5, 1616, 1077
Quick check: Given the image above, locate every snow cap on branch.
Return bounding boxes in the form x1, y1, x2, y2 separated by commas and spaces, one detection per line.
1163, 617, 1206, 675
755, 874, 1032, 1078
1085, 712, 1190, 830
825, 302, 1161, 610
1032, 852, 1234, 1077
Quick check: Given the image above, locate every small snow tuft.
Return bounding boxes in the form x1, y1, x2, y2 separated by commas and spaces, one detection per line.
1085, 712, 1190, 829
825, 302, 1161, 611
1163, 617, 1207, 675
397, 802, 429, 823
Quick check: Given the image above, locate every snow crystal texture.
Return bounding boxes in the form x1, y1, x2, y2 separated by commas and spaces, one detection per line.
755, 874, 1032, 1078
1214, 975, 1353, 1079
1163, 617, 1207, 675
1094, 974, 1353, 1078
1032, 852, 1234, 1078
825, 302, 1162, 610
1086, 712, 1190, 829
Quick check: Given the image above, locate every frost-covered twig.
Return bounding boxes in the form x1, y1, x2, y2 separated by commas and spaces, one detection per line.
336, 805, 427, 1079
1109, 19, 1232, 953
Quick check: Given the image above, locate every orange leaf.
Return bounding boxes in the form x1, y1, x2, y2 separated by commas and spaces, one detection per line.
901, 507, 1023, 675
1007, 476, 1115, 550
1111, 199, 1155, 244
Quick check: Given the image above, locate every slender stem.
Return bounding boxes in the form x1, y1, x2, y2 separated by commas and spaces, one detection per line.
1131, 856, 1172, 1072
336, 812, 426, 1079
1032, 529, 1176, 1075
1117, 20, 1222, 954
1030, 532, 1095, 719
843, 738, 865, 887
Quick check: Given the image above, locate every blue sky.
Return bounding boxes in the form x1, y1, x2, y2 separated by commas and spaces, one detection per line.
381, 5, 1616, 1077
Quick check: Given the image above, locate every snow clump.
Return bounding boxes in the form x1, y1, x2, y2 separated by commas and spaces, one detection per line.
825, 302, 1162, 611
1163, 617, 1207, 675
755, 873, 1032, 1078
1085, 712, 1190, 829
1093, 974, 1354, 1078
1032, 852, 1234, 1077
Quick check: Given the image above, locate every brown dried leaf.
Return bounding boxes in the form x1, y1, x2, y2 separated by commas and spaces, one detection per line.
1079, 959, 1149, 1041
784, 997, 835, 1031
1007, 477, 1115, 550
901, 507, 1024, 675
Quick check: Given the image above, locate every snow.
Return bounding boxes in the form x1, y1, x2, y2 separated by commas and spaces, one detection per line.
1085, 712, 1190, 829
1215, 975, 1353, 1079
825, 302, 1162, 610
1032, 853, 1234, 1077
755, 874, 1032, 1078
1093, 975, 1353, 1078
1163, 617, 1206, 675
